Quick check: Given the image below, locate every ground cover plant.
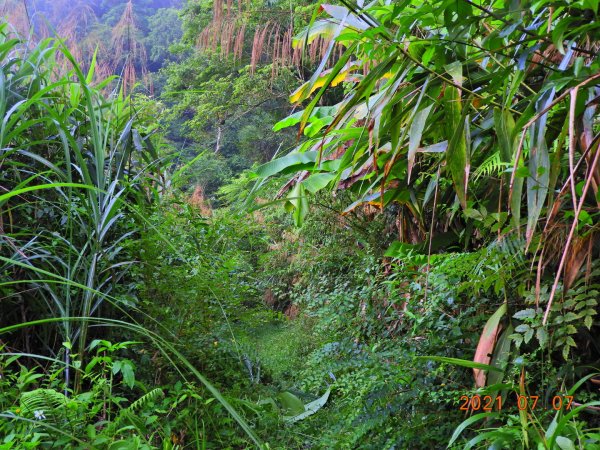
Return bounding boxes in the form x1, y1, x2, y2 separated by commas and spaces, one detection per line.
1, 0, 599, 448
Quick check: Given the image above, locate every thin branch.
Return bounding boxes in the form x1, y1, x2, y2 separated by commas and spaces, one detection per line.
542, 136, 600, 325
508, 71, 600, 207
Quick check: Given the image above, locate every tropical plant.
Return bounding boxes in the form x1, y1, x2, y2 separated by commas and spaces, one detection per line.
0, 23, 159, 386
255, 0, 600, 446
0, 22, 262, 447
263, 0, 599, 274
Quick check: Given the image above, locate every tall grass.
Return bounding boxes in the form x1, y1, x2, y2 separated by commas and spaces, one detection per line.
0, 22, 261, 446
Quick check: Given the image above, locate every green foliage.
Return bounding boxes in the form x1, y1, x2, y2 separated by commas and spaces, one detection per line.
0, 21, 262, 448
507, 261, 599, 368
145, 8, 183, 69
2, 0, 600, 448
0, 346, 253, 448
251, 0, 600, 446
162, 56, 297, 164
0, 23, 161, 370
173, 150, 233, 198
159, 0, 320, 196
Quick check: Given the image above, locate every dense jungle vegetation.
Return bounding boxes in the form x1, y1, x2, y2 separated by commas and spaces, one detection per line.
1, 0, 600, 448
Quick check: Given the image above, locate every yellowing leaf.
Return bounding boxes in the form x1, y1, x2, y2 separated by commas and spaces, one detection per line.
292, 19, 340, 49
290, 62, 360, 104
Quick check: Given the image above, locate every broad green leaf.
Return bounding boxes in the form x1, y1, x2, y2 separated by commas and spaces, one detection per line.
321, 5, 370, 30
254, 151, 318, 178
526, 90, 553, 246
551, 18, 576, 55
464, 208, 484, 221
322, 51, 398, 135
108, 440, 139, 450
291, 11, 359, 111
284, 389, 330, 423
418, 141, 447, 153
273, 106, 337, 131
305, 116, 334, 137
120, 361, 135, 389
487, 324, 513, 387
448, 412, 501, 447
292, 19, 341, 48
513, 308, 536, 320
302, 173, 335, 193
384, 241, 425, 258
290, 61, 359, 104
494, 108, 516, 164
286, 183, 309, 227
510, 166, 525, 231
555, 436, 576, 450
465, 430, 520, 450
547, 401, 600, 449
278, 392, 305, 416
536, 327, 549, 347
445, 61, 463, 85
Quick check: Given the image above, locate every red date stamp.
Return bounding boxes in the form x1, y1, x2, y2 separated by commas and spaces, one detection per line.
459, 394, 573, 411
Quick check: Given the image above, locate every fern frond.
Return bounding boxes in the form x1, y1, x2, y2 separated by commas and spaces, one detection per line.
474, 151, 509, 180
19, 388, 80, 426
126, 387, 164, 414
106, 388, 164, 435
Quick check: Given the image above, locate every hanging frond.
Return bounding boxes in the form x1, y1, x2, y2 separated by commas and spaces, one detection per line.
233, 23, 246, 61
195, 2, 343, 75
250, 22, 271, 74
55, 3, 102, 78
111, 1, 149, 96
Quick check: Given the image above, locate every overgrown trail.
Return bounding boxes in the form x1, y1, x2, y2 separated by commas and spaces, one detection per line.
2, 0, 600, 448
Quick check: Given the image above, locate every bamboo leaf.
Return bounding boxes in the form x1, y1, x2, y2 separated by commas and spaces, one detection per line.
284, 389, 331, 423
292, 20, 341, 48
448, 412, 501, 448
290, 61, 359, 104
473, 303, 507, 388
302, 173, 335, 193
408, 104, 433, 182
494, 108, 516, 164
444, 86, 469, 209
286, 183, 309, 227
420, 356, 502, 372
321, 5, 370, 30
253, 151, 318, 178
526, 90, 554, 246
